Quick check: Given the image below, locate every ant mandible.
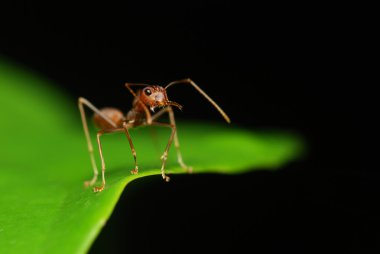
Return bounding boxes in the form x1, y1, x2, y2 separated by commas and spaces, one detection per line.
78, 78, 231, 192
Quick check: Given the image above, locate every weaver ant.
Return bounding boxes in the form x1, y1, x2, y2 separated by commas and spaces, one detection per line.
79, 78, 230, 192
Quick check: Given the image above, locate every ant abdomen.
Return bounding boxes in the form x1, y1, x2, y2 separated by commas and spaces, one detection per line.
93, 107, 125, 130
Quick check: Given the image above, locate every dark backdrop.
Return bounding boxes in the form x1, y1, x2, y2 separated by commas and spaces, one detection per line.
1, 2, 372, 253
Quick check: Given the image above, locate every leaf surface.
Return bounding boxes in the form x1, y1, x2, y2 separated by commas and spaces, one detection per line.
0, 59, 304, 253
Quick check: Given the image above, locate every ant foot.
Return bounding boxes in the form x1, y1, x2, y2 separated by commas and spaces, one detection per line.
163, 175, 170, 182
93, 185, 105, 193
178, 158, 193, 173
160, 153, 168, 161
131, 167, 139, 175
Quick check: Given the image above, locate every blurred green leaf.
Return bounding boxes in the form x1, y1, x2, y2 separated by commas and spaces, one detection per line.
0, 59, 304, 254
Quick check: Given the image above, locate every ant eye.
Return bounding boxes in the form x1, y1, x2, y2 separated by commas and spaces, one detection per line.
144, 88, 152, 96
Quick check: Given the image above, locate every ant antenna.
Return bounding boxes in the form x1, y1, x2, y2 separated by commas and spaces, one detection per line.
165, 79, 231, 123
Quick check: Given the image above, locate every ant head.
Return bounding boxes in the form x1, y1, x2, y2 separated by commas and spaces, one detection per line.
140, 85, 182, 112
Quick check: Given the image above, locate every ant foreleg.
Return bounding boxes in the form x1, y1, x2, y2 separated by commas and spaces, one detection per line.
150, 122, 176, 182
167, 107, 193, 173
151, 107, 193, 173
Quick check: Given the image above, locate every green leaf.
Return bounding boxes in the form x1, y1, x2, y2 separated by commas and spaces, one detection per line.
0, 59, 304, 254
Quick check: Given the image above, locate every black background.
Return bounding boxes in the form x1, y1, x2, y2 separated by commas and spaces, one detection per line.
1, 2, 373, 253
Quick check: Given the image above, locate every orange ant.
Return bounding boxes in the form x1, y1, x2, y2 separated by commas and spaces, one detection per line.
78, 78, 230, 192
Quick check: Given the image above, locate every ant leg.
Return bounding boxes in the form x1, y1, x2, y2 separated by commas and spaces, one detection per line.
78, 97, 118, 188
150, 122, 176, 182
94, 127, 126, 192
151, 107, 193, 173
94, 130, 106, 192
122, 122, 139, 175
167, 107, 193, 173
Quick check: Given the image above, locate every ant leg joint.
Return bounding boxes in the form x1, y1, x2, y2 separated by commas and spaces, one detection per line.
160, 152, 168, 161
78, 97, 87, 104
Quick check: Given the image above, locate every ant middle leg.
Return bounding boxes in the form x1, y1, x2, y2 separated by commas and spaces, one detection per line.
94, 125, 141, 192
122, 122, 139, 175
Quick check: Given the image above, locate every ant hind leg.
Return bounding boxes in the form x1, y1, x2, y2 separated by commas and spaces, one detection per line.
78, 97, 121, 191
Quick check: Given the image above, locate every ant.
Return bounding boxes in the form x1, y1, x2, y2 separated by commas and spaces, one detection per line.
78, 78, 230, 192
